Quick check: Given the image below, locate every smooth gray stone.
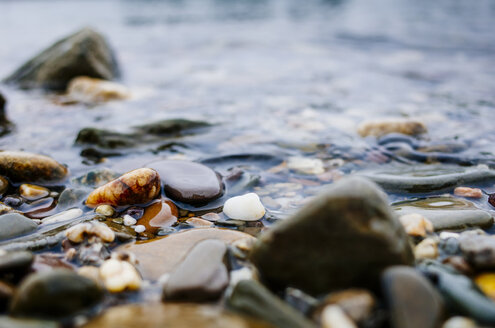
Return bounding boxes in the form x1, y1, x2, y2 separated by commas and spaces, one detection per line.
459, 235, 495, 269
227, 280, 316, 328
0, 213, 37, 241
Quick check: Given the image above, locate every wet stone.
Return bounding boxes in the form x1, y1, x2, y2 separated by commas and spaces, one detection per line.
19, 184, 49, 201
0, 176, 8, 196
147, 160, 224, 205
319, 289, 375, 324
0, 316, 58, 328
393, 197, 493, 231
66, 76, 130, 103
0, 151, 68, 184
0, 251, 34, 277
4, 27, 119, 90
10, 269, 103, 319
250, 176, 413, 295
223, 193, 266, 221
136, 200, 178, 236
382, 266, 444, 328
459, 235, 495, 269
0, 213, 37, 241
72, 168, 120, 188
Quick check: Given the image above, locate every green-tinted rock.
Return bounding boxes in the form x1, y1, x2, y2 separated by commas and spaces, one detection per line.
227, 280, 316, 328
250, 176, 413, 295
4, 27, 119, 90
10, 269, 103, 319
0, 214, 37, 241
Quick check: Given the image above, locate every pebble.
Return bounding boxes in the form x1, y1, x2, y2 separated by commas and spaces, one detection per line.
474, 273, 495, 301
95, 205, 115, 217
0, 151, 68, 183
321, 289, 375, 324
41, 208, 83, 225
357, 118, 427, 137
85, 168, 160, 208
399, 213, 433, 237
223, 193, 266, 221
442, 317, 477, 328
136, 200, 178, 235
0, 251, 34, 276
454, 187, 483, 198
67, 76, 129, 103
414, 238, 439, 260
78, 266, 101, 285
0, 317, 58, 328
459, 235, 495, 269
147, 160, 223, 204
65, 222, 115, 243
0, 213, 38, 241
287, 157, 325, 175
99, 259, 141, 293
163, 239, 228, 302
185, 217, 214, 227
0, 176, 8, 196
123, 215, 137, 226
19, 184, 49, 201
134, 225, 145, 233
321, 305, 357, 328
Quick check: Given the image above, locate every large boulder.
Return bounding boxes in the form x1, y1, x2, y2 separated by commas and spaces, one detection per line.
4, 27, 119, 90
250, 176, 414, 295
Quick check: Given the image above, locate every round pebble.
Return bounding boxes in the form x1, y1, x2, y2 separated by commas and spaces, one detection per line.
223, 193, 265, 221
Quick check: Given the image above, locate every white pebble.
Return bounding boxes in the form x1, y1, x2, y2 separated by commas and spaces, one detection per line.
223, 193, 265, 221
134, 225, 146, 233
287, 157, 325, 175
123, 215, 137, 226
321, 305, 357, 328
99, 259, 142, 293
440, 231, 460, 239
442, 316, 477, 328
42, 208, 83, 225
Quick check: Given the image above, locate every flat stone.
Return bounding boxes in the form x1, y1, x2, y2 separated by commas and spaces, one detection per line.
382, 266, 444, 328
0, 213, 37, 241
137, 200, 178, 236
10, 269, 103, 319
250, 176, 413, 295
164, 239, 228, 302
227, 280, 316, 328
117, 228, 254, 280
147, 160, 224, 204
82, 303, 273, 328
4, 27, 119, 90
0, 151, 68, 184
393, 197, 493, 231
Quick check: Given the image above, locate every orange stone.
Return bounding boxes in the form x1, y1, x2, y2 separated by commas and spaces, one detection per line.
137, 200, 178, 235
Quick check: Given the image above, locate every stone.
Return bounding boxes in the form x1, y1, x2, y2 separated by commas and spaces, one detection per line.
82, 303, 273, 328
442, 317, 477, 328
398, 213, 433, 237
185, 217, 214, 227
475, 273, 495, 301
95, 205, 115, 217
65, 222, 115, 243
0, 213, 37, 241
454, 187, 483, 198
223, 193, 266, 221
56, 188, 89, 211
459, 235, 495, 269
381, 266, 444, 328
227, 279, 316, 328
414, 238, 439, 260
163, 239, 228, 302
10, 269, 103, 319
0, 151, 68, 183
320, 289, 375, 324
19, 184, 49, 201
137, 200, 178, 236
394, 197, 493, 231
250, 176, 413, 295
4, 27, 119, 90
66, 76, 129, 103
99, 259, 141, 293
0, 176, 8, 196
0, 251, 34, 277
85, 168, 160, 208
0, 316, 58, 328
135, 119, 211, 136
357, 119, 427, 137
321, 305, 357, 328
147, 160, 223, 205
287, 157, 325, 175
117, 228, 254, 280
72, 168, 120, 187
41, 208, 83, 225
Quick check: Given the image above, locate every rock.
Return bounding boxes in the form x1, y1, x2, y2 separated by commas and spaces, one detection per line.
185, 217, 214, 227
0, 213, 37, 241
147, 160, 223, 204
136, 200, 178, 236
320, 305, 357, 328
4, 27, 119, 90
442, 317, 477, 328
0, 251, 34, 277
99, 259, 141, 293
0, 316, 58, 328
56, 188, 89, 211
357, 119, 427, 137
19, 184, 49, 201
414, 238, 439, 260
72, 168, 120, 187
10, 269, 103, 319
85, 168, 160, 208
459, 235, 495, 269
454, 187, 483, 198
394, 197, 493, 231
65, 222, 115, 243
475, 273, 495, 301
223, 193, 266, 221
82, 303, 273, 328
250, 176, 413, 295
66, 76, 129, 103
382, 266, 444, 328
398, 213, 433, 237
227, 279, 316, 328
95, 205, 115, 217
0, 176, 8, 196
0, 151, 68, 184
320, 289, 375, 324
163, 239, 228, 302
287, 157, 325, 175
117, 228, 254, 280
134, 119, 211, 136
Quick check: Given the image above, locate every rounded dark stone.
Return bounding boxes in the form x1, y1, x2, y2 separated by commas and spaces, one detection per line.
147, 160, 224, 204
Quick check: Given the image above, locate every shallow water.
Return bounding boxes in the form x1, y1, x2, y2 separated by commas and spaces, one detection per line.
1, 0, 495, 216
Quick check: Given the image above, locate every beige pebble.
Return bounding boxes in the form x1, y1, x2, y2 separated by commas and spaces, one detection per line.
67, 76, 130, 103
399, 213, 434, 237
442, 316, 477, 328
287, 157, 325, 175
357, 119, 427, 137
95, 205, 115, 217
65, 222, 115, 243
454, 187, 483, 199
414, 238, 439, 260
99, 259, 142, 293
185, 217, 213, 228
323, 289, 375, 324
19, 184, 49, 201
321, 305, 357, 328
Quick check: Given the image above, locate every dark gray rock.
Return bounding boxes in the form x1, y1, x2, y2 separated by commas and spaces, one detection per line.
0, 213, 37, 241
147, 160, 224, 204
382, 266, 444, 328
0, 251, 33, 276
10, 269, 103, 319
250, 176, 413, 295
163, 239, 228, 302
4, 27, 119, 90
459, 235, 495, 269
227, 280, 316, 328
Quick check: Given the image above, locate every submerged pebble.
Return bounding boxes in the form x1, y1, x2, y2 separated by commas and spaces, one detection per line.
223, 193, 266, 221
19, 184, 49, 201
0, 151, 68, 183
136, 200, 178, 235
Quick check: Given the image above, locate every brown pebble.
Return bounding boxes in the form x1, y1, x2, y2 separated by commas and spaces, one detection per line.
137, 200, 178, 235
454, 187, 483, 199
